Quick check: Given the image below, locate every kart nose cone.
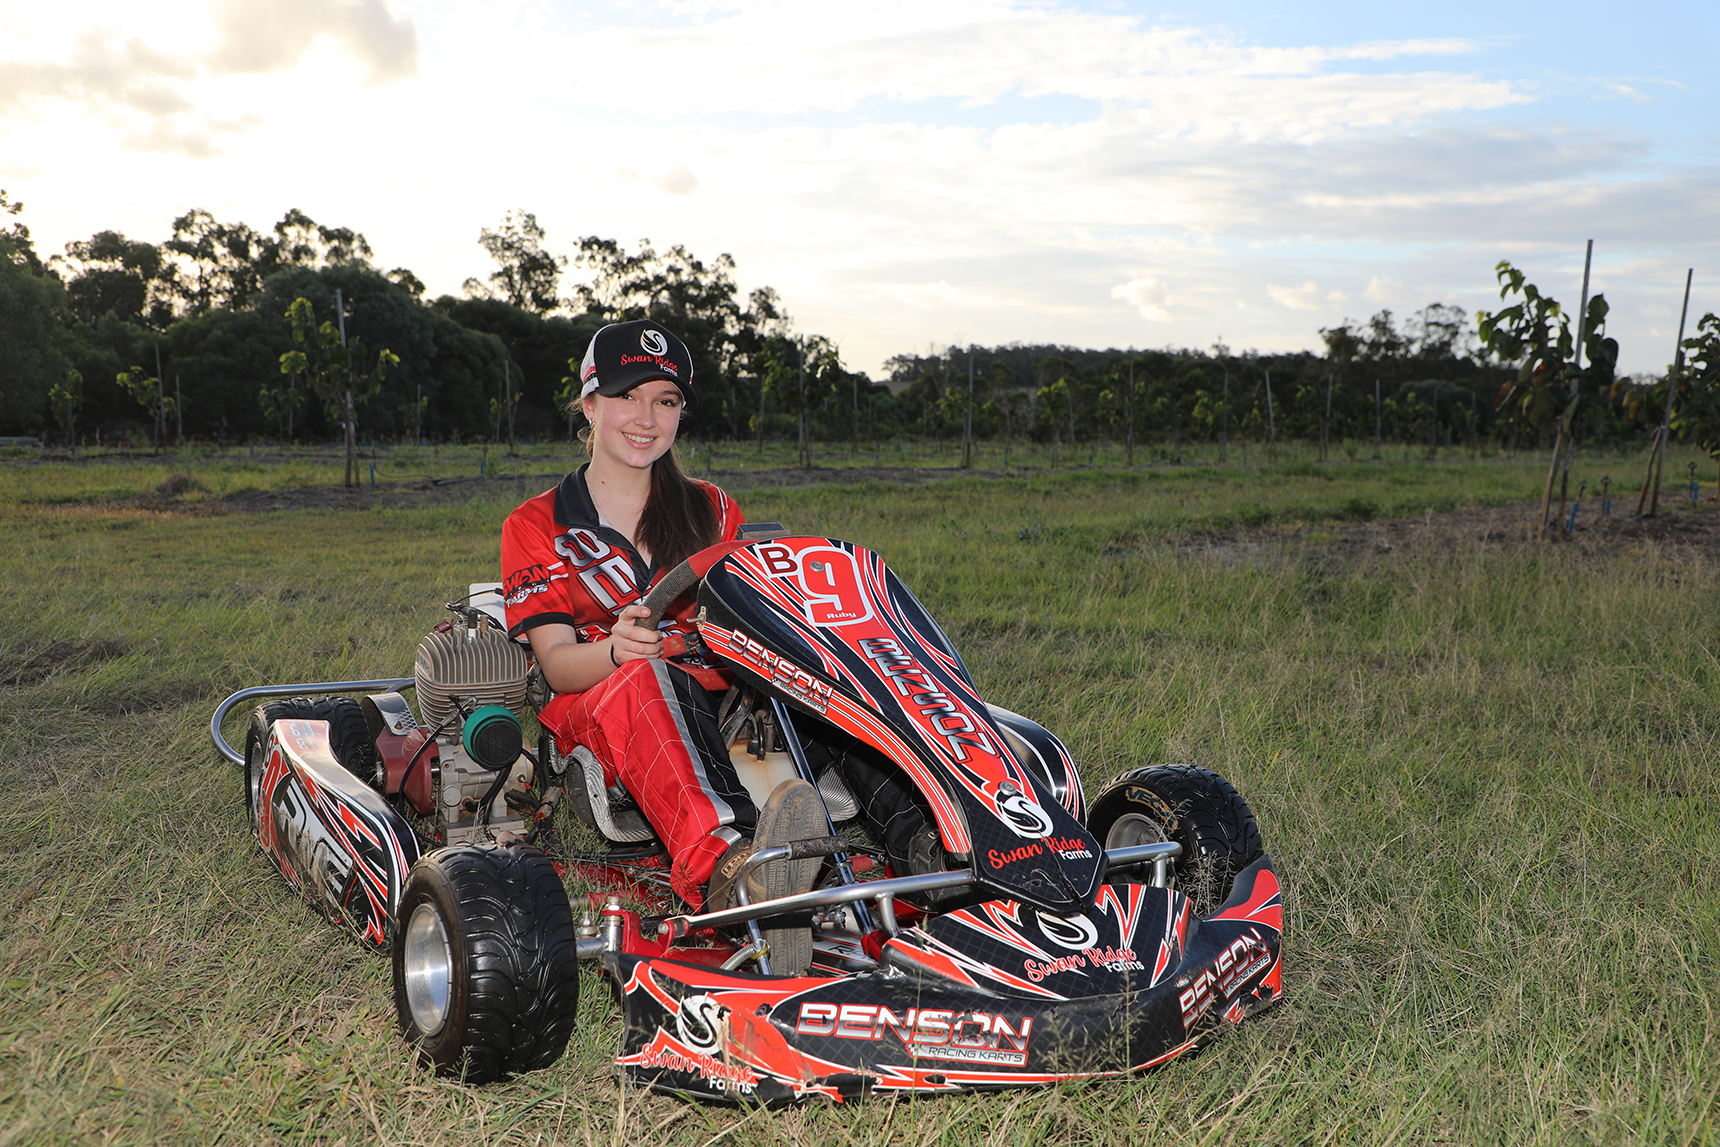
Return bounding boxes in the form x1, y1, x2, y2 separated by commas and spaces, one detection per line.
403, 903, 453, 1034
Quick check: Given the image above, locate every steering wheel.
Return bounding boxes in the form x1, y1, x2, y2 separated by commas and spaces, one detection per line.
633, 527, 793, 631
634, 556, 704, 631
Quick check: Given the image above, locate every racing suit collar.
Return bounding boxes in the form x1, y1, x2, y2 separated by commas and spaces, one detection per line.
552, 463, 658, 588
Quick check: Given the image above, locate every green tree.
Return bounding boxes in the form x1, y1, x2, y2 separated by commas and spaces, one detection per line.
1671, 314, 1720, 492
0, 191, 71, 434
278, 296, 398, 486
115, 364, 174, 450
1478, 261, 1615, 536
52, 230, 169, 328
434, 296, 597, 439
261, 265, 436, 440
424, 312, 508, 441
257, 369, 306, 441
465, 211, 564, 315
47, 367, 81, 452
270, 207, 373, 270
159, 209, 273, 316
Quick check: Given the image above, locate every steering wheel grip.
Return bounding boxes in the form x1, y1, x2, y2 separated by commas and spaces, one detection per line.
634, 531, 793, 631
635, 557, 702, 630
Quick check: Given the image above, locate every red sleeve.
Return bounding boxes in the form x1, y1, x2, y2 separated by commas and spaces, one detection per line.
501, 488, 584, 640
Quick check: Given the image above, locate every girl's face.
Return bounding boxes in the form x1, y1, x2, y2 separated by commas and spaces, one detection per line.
582, 378, 684, 472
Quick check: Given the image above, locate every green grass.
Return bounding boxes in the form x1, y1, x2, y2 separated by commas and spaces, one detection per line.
1, 448, 1717, 1145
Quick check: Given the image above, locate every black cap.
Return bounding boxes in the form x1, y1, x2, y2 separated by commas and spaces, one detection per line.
579, 320, 693, 400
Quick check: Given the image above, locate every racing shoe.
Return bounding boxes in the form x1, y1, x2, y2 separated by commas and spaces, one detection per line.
705, 778, 823, 975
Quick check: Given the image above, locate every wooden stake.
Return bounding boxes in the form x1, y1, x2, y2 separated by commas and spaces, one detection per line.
1374, 378, 1381, 459
1264, 369, 1275, 448
1647, 269, 1695, 517
1323, 373, 1334, 461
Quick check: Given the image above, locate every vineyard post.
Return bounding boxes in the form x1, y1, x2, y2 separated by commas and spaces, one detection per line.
1560, 241, 1595, 525
1644, 269, 1694, 517
154, 343, 166, 451
962, 347, 973, 469
1221, 368, 1229, 461
1323, 373, 1333, 461
175, 375, 183, 446
1542, 240, 1594, 538
335, 288, 357, 487
1264, 369, 1276, 450
1374, 378, 1381, 460
797, 338, 808, 469
1126, 360, 1135, 466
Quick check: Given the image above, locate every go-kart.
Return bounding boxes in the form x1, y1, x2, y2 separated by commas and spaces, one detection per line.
211, 529, 1283, 1102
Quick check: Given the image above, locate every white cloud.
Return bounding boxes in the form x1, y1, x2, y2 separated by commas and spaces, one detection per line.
1, 0, 1713, 377
0, 0, 417, 155
1111, 276, 1172, 321
1366, 276, 1408, 303
208, 0, 418, 82
555, 6, 1521, 145
656, 164, 699, 196
862, 280, 998, 310
1267, 281, 1347, 310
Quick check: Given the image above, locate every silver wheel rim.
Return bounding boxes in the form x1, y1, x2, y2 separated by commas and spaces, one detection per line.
1105, 812, 1168, 850
402, 903, 453, 1035
246, 742, 265, 833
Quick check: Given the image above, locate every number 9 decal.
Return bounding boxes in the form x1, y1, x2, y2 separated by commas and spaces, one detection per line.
756, 545, 874, 627
799, 548, 871, 626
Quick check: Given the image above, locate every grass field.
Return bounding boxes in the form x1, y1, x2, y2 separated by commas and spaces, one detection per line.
2, 446, 1717, 1145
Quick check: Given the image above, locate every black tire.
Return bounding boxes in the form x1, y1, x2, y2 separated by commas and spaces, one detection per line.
243, 696, 382, 832
1086, 765, 1264, 916
391, 842, 580, 1083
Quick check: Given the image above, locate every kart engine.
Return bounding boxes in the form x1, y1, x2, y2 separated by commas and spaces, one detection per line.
403, 603, 535, 845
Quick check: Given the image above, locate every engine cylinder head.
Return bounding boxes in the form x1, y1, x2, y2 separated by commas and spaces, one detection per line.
414, 618, 528, 729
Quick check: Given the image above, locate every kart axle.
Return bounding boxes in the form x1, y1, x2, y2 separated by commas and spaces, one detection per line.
594, 840, 1185, 959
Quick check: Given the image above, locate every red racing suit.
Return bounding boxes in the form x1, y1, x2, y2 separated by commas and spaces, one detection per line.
502, 465, 749, 908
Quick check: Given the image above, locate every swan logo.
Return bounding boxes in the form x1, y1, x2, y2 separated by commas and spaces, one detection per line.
1037, 911, 1100, 952
675, 994, 724, 1053
640, 329, 669, 357
997, 789, 1055, 839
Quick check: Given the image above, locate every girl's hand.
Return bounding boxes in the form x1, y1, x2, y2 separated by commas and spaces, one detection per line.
607, 603, 663, 665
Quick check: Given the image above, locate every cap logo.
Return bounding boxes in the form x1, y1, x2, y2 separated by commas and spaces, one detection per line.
640, 330, 669, 356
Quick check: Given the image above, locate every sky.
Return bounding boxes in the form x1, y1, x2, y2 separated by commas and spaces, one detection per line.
3, 0, 1718, 378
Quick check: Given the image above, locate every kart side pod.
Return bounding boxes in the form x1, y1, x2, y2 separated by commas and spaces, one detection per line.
252, 719, 420, 950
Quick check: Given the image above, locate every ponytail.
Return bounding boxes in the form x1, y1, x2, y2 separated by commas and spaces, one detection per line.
641, 448, 720, 571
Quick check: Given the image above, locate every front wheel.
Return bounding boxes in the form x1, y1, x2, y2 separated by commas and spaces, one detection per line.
392, 842, 580, 1083
1087, 764, 1264, 916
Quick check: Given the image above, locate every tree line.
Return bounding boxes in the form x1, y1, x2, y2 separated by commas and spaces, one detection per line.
0, 197, 884, 452
3, 191, 1717, 479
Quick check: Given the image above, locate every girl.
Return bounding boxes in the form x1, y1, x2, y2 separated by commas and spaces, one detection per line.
501, 319, 822, 972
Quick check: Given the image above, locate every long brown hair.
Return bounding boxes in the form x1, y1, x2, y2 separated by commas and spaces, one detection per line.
641, 447, 719, 570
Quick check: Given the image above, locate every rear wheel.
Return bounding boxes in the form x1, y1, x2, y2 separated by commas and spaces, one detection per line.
1087, 765, 1264, 915
392, 842, 580, 1083
243, 696, 381, 832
